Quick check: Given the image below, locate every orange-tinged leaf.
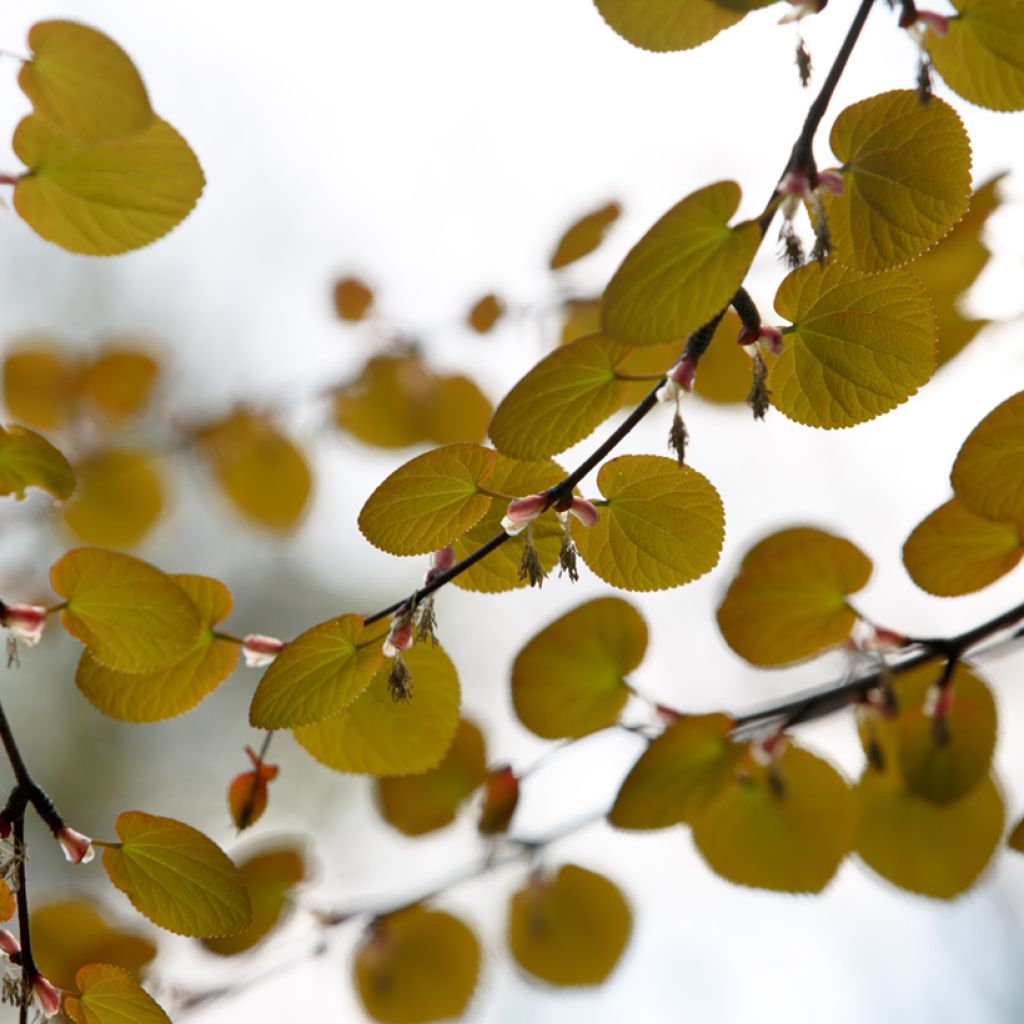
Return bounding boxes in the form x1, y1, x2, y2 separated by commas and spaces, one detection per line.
716, 527, 872, 667
609, 714, 741, 829
478, 766, 520, 835
511, 597, 645, 739
549, 201, 621, 270
819, 91, 971, 271
75, 574, 237, 722
690, 309, 751, 405
2, 342, 75, 429
855, 770, 1004, 899
770, 262, 936, 428
573, 455, 725, 591
102, 812, 250, 938
508, 864, 631, 986
294, 642, 460, 776
228, 771, 270, 831
14, 114, 205, 256
64, 964, 170, 1024
354, 906, 480, 1024
488, 334, 631, 459
902, 496, 1023, 596
691, 745, 855, 893
202, 846, 305, 957
450, 454, 564, 593
77, 348, 159, 420
602, 181, 760, 346
358, 443, 496, 555
376, 719, 487, 836
51, 548, 203, 672
31, 899, 156, 994
0, 880, 13, 922
466, 293, 504, 333
334, 276, 374, 321
950, 390, 1024, 523
198, 411, 311, 530
928, 0, 1024, 111
0, 424, 75, 501
19, 21, 152, 139
249, 614, 383, 729
593, 0, 745, 52
62, 450, 162, 548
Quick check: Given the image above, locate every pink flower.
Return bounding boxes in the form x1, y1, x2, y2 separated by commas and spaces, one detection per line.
738, 325, 783, 357
383, 616, 414, 658
501, 494, 548, 536
658, 354, 698, 404
423, 545, 457, 585
242, 634, 286, 668
904, 8, 949, 34
56, 825, 95, 865
563, 497, 599, 527
0, 604, 47, 646
32, 975, 62, 1018
778, 167, 844, 219
0, 929, 19, 957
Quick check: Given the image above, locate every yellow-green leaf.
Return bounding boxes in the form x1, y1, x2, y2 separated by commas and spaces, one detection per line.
512, 597, 645, 739
102, 812, 250, 937
609, 714, 741, 829
358, 443, 496, 555
690, 308, 752, 405
354, 906, 480, 1024
13, 115, 205, 256
602, 181, 760, 346
202, 846, 306, 957
819, 91, 971, 271
64, 964, 170, 1024
928, 0, 1024, 111
716, 527, 872, 667
549, 201, 621, 270
855, 770, 1004, 899
249, 614, 383, 729
51, 548, 203, 672
62, 449, 162, 548
769, 262, 936, 428
425, 375, 493, 446
691, 745, 855, 893
489, 334, 631, 459
2, 342, 75, 429
902, 496, 1023, 596
0, 424, 75, 501
75, 574, 238, 722
573, 455, 724, 591
950, 390, 1024, 523
560, 297, 602, 345
593, 0, 745, 52
294, 643, 460, 776
77, 347, 159, 420
508, 864, 631, 986
375, 719, 487, 836
19, 21, 152, 139
450, 454, 564, 593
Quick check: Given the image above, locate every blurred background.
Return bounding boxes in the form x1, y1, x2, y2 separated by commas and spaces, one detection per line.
1, 0, 1024, 1021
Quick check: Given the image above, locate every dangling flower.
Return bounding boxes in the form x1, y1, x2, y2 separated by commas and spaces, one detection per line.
241, 634, 286, 668
0, 929, 19, 957
518, 524, 546, 588
904, 8, 949, 39
501, 494, 547, 536
0, 604, 47, 647
738, 324, 783, 358
31, 974, 62, 1018
383, 610, 414, 658
658, 353, 698, 406
388, 654, 414, 702
56, 825, 95, 865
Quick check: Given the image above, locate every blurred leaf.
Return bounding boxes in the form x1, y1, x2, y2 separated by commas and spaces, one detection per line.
602, 181, 760, 346
64, 964, 170, 1024
19, 21, 152, 139
466, 293, 505, 333
902, 496, 1023, 596
820, 91, 971, 271
950, 390, 1024, 523
560, 297, 602, 345
573, 455, 724, 591
610, 714, 741, 829
376, 719, 487, 836
198, 411, 311, 531
512, 597, 645, 739
51, 547, 203, 672
202, 846, 305, 956
2, 342, 75, 429
478, 766, 520, 835
14, 114, 205, 256
294, 643, 461, 776
717, 527, 871, 667
334, 276, 374, 322
691, 745, 855, 893
769, 262, 936, 428
249, 614, 382, 729
62, 449, 162, 548
508, 864, 631, 986
425, 375, 493, 445
0, 423, 75, 501
0, 880, 12, 922
77, 348, 159, 421
354, 906, 480, 1023
103, 812, 250, 937
549, 201, 621, 270
1008, 816, 1024, 853
690, 308, 751, 404
76, 574, 238, 722
593, 0, 745, 52
358, 443, 496, 555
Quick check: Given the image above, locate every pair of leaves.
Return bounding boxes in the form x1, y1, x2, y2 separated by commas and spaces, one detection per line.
14, 21, 204, 254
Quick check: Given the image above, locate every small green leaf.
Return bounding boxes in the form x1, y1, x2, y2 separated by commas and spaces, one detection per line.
0, 423, 75, 501
550, 201, 621, 270
593, 0, 745, 52
64, 964, 171, 1024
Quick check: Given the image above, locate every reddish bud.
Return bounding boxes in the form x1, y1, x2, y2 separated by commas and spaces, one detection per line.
669, 354, 697, 393
567, 497, 599, 527
432, 546, 456, 573
738, 324, 783, 356
242, 634, 286, 668
56, 826, 95, 865
816, 170, 845, 195
915, 9, 950, 34
0, 604, 47, 647
478, 765, 520, 835
0, 928, 20, 956
501, 493, 547, 535
32, 975, 62, 1018
383, 616, 414, 657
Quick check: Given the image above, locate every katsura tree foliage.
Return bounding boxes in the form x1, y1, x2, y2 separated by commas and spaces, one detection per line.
0, 6, 1023, 1023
